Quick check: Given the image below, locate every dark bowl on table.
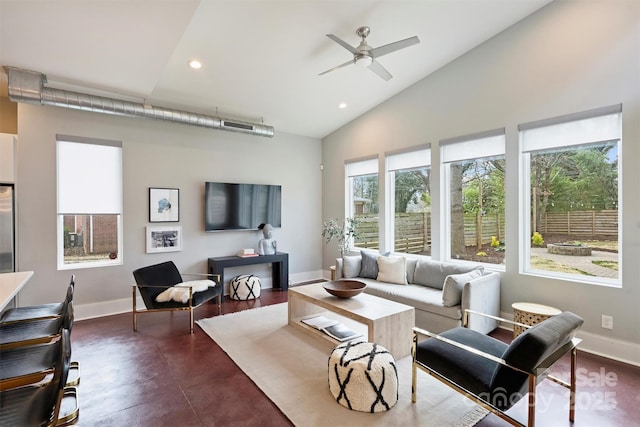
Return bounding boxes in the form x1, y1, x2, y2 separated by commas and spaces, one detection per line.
323, 280, 367, 298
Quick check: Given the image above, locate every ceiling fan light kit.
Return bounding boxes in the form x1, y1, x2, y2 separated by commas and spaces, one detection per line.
320, 26, 420, 81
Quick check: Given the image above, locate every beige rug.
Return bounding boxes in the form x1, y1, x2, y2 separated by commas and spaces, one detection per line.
197, 303, 488, 427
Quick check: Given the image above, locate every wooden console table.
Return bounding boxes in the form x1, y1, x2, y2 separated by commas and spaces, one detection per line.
208, 252, 289, 291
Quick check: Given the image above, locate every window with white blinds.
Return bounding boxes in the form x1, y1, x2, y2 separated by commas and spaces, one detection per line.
57, 136, 123, 269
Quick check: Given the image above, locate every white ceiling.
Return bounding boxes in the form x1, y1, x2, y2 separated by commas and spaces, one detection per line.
0, 0, 552, 139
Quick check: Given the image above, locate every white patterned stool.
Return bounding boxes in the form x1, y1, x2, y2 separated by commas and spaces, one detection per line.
328, 341, 398, 412
229, 274, 261, 300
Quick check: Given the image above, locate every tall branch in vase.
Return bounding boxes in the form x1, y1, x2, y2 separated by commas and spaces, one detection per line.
322, 217, 360, 258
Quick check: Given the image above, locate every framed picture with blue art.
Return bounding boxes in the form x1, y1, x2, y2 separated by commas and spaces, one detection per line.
149, 187, 179, 222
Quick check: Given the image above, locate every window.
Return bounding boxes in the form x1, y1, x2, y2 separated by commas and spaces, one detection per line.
385, 145, 431, 255
442, 129, 506, 266
345, 157, 378, 250
520, 105, 621, 284
57, 136, 123, 269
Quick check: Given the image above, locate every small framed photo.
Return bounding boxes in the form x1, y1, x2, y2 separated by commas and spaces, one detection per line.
149, 188, 179, 222
146, 226, 182, 253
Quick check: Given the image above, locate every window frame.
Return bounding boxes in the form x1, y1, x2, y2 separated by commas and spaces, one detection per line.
441, 129, 506, 269
345, 156, 379, 251
56, 136, 123, 270
384, 145, 431, 256
518, 105, 622, 287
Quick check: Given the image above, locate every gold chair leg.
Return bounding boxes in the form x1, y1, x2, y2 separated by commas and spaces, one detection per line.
528, 376, 536, 427
570, 347, 577, 422
411, 333, 417, 403
189, 307, 194, 334
132, 286, 137, 332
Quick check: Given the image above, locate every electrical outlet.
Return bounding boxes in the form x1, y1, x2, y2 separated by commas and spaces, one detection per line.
601, 315, 614, 330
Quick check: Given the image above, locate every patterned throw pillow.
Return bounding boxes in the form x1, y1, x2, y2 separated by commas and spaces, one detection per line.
359, 250, 379, 279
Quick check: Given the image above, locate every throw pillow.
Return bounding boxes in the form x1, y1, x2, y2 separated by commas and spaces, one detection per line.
359, 250, 379, 279
377, 256, 407, 285
442, 269, 483, 307
342, 255, 362, 278
155, 280, 215, 304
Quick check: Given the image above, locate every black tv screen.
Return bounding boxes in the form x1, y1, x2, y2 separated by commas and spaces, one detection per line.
205, 182, 282, 231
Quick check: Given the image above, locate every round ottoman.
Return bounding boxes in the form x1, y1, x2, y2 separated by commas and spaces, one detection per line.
229, 274, 261, 300
328, 341, 398, 413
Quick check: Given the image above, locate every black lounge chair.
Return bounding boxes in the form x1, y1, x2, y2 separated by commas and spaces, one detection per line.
132, 261, 221, 334
412, 309, 583, 427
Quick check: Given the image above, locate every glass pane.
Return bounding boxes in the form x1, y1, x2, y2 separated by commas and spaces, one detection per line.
449, 157, 506, 265
393, 166, 431, 255
62, 214, 120, 265
529, 142, 619, 280
351, 174, 379, 250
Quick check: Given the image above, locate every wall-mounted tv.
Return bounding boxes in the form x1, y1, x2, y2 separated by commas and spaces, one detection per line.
205, 182, 282, 231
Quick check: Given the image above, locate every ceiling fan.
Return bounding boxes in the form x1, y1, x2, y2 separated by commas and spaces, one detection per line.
319, 26, 420, 81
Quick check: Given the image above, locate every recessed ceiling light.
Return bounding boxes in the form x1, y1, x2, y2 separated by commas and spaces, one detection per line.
338, 102, 348, 109
188, 59, 202, 70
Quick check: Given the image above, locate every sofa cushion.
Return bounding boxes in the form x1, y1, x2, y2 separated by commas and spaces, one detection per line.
360, 279, 463, 321
359, 250, 379, 279
342, 255, 362, 278
442, 269, 484, 307
413, 259, 481, 290
377, 256, 406, 285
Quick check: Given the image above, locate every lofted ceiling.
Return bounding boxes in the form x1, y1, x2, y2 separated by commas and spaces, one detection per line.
0, 0, 551, 139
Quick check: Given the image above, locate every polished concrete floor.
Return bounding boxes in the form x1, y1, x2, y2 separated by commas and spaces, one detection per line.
71, 288, 640, 426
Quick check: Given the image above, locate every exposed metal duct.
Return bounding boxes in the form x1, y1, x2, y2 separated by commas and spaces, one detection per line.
5, 66, 274, 138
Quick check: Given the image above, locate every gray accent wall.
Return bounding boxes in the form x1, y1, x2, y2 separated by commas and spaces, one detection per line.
322, 0, 640, 349
16, 103, 322, 312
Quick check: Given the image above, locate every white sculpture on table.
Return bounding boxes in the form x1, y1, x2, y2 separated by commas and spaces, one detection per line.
257, 223, 277, 255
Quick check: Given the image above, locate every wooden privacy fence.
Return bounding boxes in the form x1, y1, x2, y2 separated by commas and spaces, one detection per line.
351, 209, 617, 254
540, 210, 618, 238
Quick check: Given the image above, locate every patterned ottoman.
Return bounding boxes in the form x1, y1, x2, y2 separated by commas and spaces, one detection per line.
328, 341, 398, 412
229, 274, 261, 300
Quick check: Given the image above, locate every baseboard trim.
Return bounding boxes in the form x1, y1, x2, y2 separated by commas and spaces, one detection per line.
75, 271, 323, 321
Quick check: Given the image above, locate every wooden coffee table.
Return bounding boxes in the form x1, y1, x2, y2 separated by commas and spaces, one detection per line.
288, 283, 415, 359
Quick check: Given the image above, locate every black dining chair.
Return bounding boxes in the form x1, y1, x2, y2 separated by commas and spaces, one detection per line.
0, 329, 79, 427
0, 275, 75, 323
0, 301, 73, 351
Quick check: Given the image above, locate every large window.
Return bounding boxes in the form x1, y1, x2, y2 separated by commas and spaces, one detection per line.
442, 129, 506, 266
345, 157, 378, 250
520, 105, 621, 284
385, 145, 431, 255
57, 136, 123, 269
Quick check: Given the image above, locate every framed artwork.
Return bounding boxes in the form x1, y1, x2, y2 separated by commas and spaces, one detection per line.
146, 225, 182, 253
149, 188, 179, 222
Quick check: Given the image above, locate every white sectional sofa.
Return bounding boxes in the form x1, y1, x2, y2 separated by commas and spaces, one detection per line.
335, 251, 501, 334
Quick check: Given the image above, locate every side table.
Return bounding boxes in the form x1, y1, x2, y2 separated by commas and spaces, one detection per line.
512, 302, 561, 338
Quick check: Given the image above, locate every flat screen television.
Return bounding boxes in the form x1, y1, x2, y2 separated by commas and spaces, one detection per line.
205, 182, 282, 231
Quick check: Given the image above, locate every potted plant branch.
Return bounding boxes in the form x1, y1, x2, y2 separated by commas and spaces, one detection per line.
322, 217, 360, 258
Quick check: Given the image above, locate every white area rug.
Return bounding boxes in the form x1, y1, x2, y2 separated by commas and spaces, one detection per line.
197, 303, 488, 427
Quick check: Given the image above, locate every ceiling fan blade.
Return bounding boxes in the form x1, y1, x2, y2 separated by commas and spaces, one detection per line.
318, 59, 354, 76
369, 36, 420, 59
368, 60, 392, 81
326, 34, 359, 54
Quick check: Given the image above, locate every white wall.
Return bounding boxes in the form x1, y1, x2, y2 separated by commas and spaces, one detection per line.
322, 0, 640, 363
16, 103, 323, 317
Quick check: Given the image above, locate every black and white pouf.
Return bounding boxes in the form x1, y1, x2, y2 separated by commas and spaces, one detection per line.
328, 341, 398, 412
229, 274, 261, 300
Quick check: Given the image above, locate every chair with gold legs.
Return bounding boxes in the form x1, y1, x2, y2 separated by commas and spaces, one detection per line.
412, 310, 583, 427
